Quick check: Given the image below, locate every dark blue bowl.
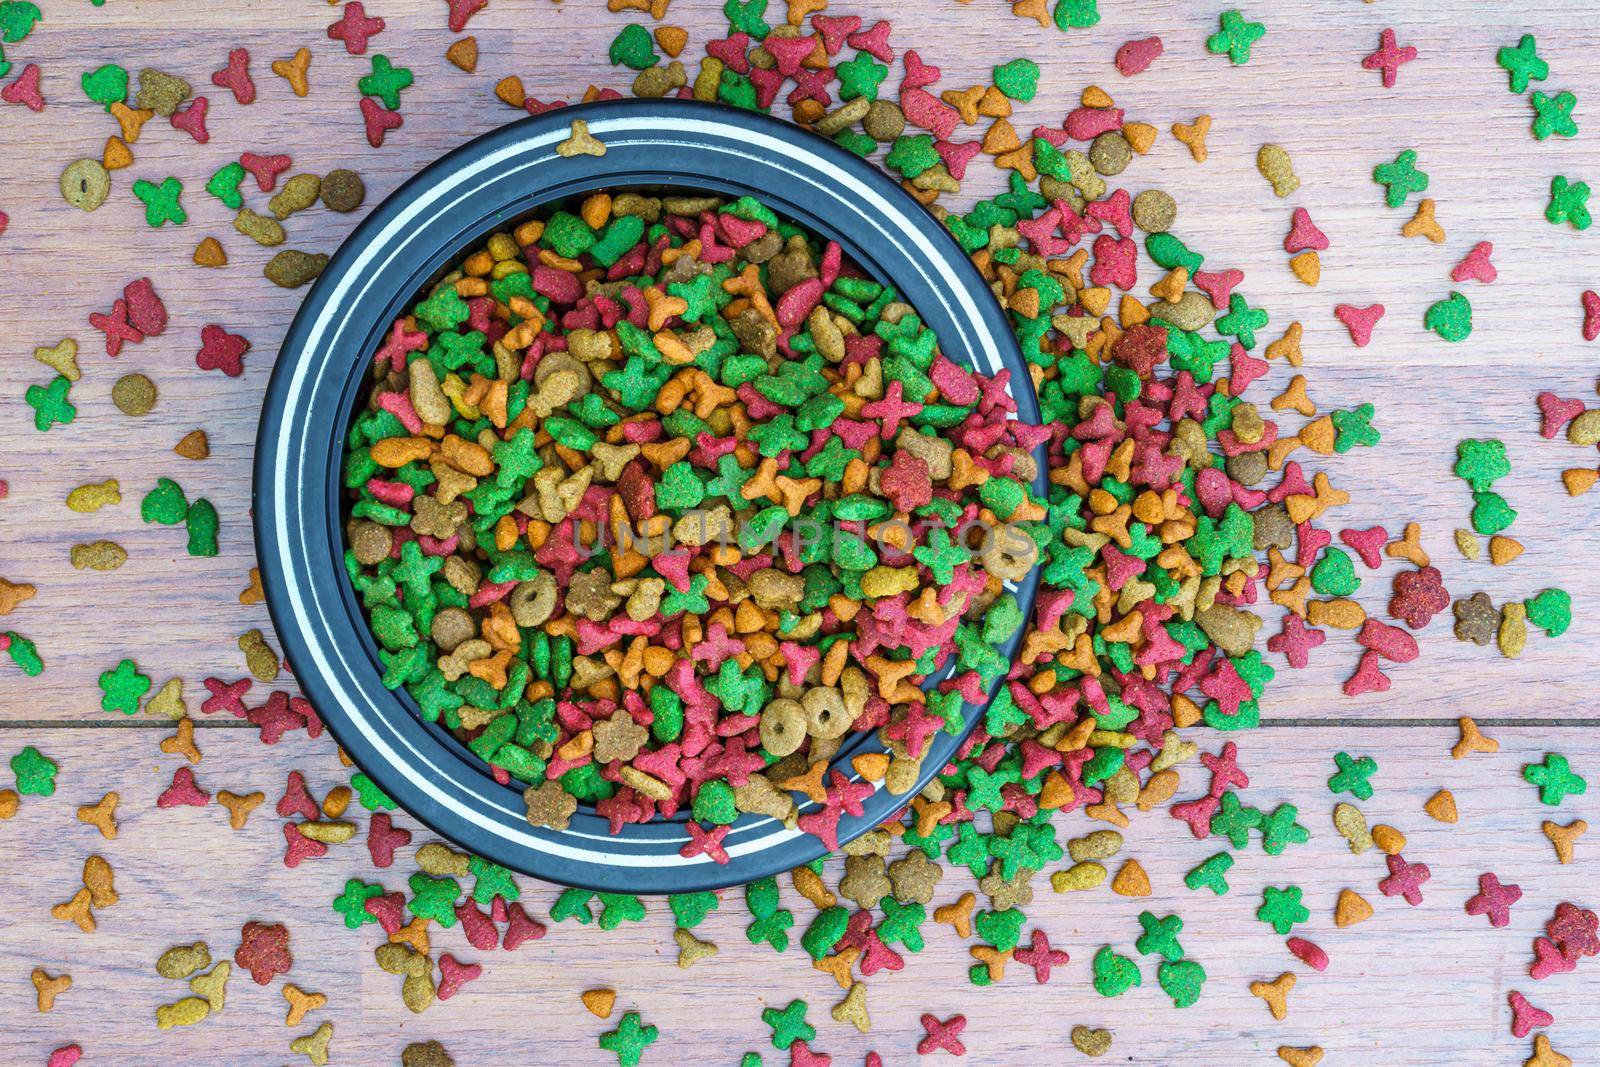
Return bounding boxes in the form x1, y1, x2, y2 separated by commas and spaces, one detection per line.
254, 98, 1042, 893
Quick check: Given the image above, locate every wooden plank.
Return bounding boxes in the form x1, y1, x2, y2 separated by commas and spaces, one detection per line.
0, 725, 1593, 1064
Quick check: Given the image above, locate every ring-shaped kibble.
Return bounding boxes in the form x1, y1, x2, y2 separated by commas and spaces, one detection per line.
759, 698, 806, 757
338, 184, 1044, 847
60, 158, 111, 213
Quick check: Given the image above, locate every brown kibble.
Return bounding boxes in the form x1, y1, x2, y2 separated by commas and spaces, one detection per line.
813, 946, 859, 989
1370, 824, 1406, 855
159, 717, 203, 764
103, 135, 133, 170
241, 567, 265, 605
190, 961, 229, 1011
269, 173, 322, 220
235, 206, 287, 246
831, 982, 870, 1034
932, 891, 976, 939
1543, 819, 1586, 864
76, 791, 120, 840
157, 941, 212, 980
791, 865, 835, 910
402, 1041, 456, 1067
284, 983, 328, 1026
1332, 802, 1372, 854
175, 429, 211, 459
1277, 1047, 1324, 1067
0, 789, 17, 819
1170, 114, 1211, 162
194, 236, 228, 267
320, 169, 366, 214
264, 249, 329, 288
218, 790, 265, 830
1385, 521, 1430, 567
60, 158, 111, 212
1561, 467, 1599, 496
322, 784, 352, 819
272, 47, 312, 96
655, 25, 688, 57
1071, 1026, 1113, 1057
1400, 198, 1445, 243
494, 75, 526, 108
0, 576, 38, 615
580, 988, 616, 1019
1289, 251, 1320, 286
84, 855, 117, 908
52, 887, 96, 932
146, 677, 187, 718
1423, 789, 1458, 824
673, 926, 717, 968
1488, 534, 1523, 566
238, 629, 280, 682
31, 968, 70, 1012
1109, 858, 1151, 897
446, 37, 478, 72
71, 540, 128, 571
1337, 889, 1376, 927
1249, 972, 1296, 1020
156, 996, 211, 1029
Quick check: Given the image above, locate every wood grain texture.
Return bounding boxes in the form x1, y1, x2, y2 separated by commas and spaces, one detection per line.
0, 0, 1598, 1063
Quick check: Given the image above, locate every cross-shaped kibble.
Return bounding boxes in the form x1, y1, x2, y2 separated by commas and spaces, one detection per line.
597, 1011, 658, 1067
25, 376, 76, 432
1496, 34, 1548, 93
1525, 753, 1588, 806
131, 176, 187, 226
1373, 149, 1429, 208
1250, 971, 1296, 1020
1547, 176, 1592, 231
1531, 90, 1579, 141
1465, 872, 1522, 928
327, 1, 385, 55
1205, 9, 1265, 64
1379, 853, 1431, 906
1361, 28, 1416, 88
917, 1013, 967, 1056
1327, 751, 1379, 800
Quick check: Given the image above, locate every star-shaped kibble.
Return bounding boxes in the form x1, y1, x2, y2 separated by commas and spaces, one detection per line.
1257, 885, 1310, 935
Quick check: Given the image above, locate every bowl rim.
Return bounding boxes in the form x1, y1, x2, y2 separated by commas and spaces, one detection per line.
253, 97, 1043, 893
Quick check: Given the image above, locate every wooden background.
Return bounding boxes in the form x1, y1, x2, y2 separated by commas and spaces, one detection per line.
2, 0, 1598, 1062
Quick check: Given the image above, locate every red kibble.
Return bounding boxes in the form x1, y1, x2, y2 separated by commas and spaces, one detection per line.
1334, 303, 1384, 347
157, 766, 211, 808
1115, 36, 1163, 77
234, 920, 292, 984
1, 64, 45, 110
328, 1, 385, 54
211, 48, 256, 105
367, 811, 411, 868
196, 324, 252, 377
